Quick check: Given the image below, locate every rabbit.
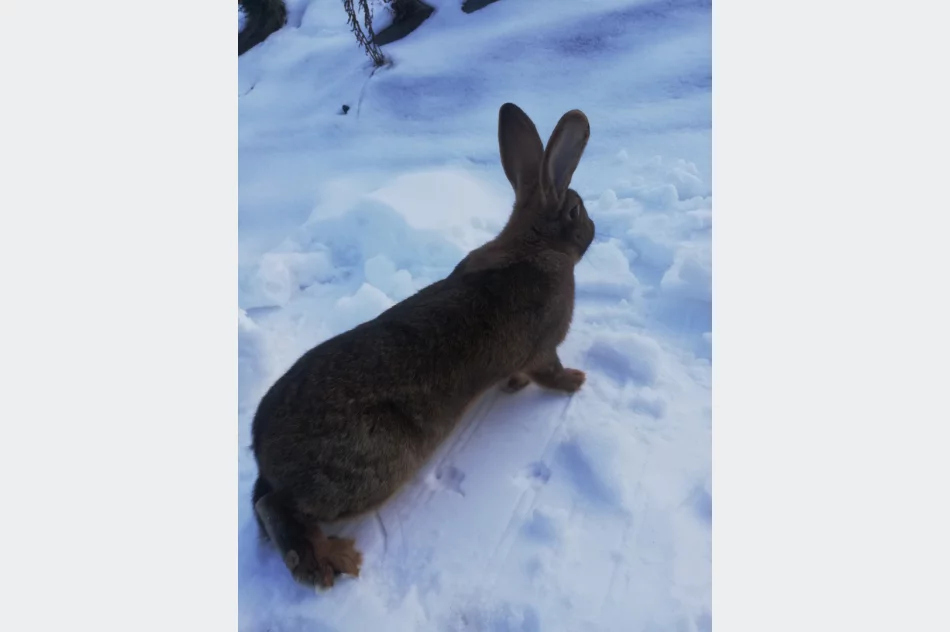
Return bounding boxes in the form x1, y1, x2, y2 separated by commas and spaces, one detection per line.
250, 102, 595, 588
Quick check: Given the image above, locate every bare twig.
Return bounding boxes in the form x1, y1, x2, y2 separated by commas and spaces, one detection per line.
342, 0, 386, 66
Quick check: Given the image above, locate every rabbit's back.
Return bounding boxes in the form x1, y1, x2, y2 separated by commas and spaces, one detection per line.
251, 253, 573, 521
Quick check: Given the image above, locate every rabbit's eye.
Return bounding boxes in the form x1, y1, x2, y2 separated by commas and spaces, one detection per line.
568, 205, 579, 220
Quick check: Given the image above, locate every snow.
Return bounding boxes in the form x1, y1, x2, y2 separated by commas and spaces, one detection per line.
239, 0, 711, 630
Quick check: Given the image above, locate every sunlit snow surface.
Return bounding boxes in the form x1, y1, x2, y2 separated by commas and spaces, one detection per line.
239, 1, 711, 630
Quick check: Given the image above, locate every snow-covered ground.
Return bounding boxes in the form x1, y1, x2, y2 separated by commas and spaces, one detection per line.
238, 1, 711, 630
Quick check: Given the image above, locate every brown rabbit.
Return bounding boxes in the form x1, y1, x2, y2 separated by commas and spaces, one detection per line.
250, 103, 595, 588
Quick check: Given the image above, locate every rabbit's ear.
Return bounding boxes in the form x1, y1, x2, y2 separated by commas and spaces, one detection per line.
541, 110, 590, 203
499, 103, 544, 197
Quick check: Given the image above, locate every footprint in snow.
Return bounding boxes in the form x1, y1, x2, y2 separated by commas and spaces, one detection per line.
429, 464, 466, 497
516, 461, 552, 488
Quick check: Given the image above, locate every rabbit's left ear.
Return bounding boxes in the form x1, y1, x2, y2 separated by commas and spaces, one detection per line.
541, 110, 590, 203
498, 102, 544, 198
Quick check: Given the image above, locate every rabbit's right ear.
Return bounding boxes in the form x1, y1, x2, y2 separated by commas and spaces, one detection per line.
540, 109, 590, 204
498, 103, 544, 197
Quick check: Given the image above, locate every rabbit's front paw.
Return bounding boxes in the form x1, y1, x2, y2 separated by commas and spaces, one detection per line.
529, 364, 586, 394
553, 368, 586, 393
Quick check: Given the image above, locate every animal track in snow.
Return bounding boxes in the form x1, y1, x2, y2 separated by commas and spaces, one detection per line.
430, 464, 466, 496
516, 461, 552, 488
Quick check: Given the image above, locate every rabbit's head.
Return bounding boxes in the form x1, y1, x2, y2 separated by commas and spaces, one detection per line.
497, 103, 595, 262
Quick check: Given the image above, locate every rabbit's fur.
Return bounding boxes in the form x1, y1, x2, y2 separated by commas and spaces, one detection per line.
250, 103, 595, 588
